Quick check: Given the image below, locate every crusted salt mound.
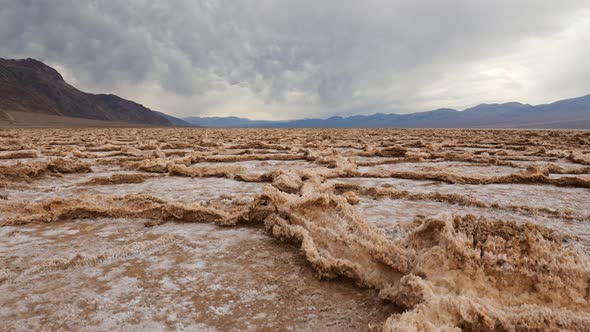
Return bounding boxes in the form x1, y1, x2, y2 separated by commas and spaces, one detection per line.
272, 171, 303, 193
0, 149, 39, 159
78, 173, 158, 185
133, 157, 170, 173
570, 150, 590, 165
0, 158, 91, 183
245, 176, 590, 330
0, 193, 239, 227
377, 146, 408, 158
362, 166, 590, 188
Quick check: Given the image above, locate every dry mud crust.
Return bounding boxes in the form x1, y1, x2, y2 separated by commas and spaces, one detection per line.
0, 127, 589, 331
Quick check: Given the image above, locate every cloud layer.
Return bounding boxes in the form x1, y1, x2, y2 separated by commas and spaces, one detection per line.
2, 0, 590, 119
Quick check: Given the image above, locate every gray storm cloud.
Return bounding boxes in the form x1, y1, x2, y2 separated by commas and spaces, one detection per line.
1, 0, 589, 119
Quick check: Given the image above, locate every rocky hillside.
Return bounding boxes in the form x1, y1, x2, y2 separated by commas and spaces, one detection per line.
0, 58, 181, 126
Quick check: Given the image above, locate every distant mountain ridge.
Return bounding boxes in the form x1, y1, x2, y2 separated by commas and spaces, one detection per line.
2, 58, 588, 128
0, 58, 187, 126
183, 95, 590, 128
182, 116, 276, 127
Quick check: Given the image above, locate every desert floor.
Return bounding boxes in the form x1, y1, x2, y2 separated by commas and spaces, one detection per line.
1, 128, 589, 331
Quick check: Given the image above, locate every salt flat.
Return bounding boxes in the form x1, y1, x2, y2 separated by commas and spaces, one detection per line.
1, 128, 589, 331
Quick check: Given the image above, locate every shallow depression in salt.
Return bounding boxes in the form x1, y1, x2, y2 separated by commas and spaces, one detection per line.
329, 177, 590, 216
0, 217, 393, 331
86, 176, 265, 203
193, 159, 313, 174
2, 173, 265, 203
0, 167, 145, 202
358, 161, 520, 176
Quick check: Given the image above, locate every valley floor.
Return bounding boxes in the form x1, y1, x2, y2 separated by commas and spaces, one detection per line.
0, 110, 147, 128
1, 128, 589, 331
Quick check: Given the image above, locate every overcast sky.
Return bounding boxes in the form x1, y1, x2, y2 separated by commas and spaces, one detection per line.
1, 1, 590, 120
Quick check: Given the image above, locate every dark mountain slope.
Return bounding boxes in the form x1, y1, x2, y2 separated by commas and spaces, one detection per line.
0, 58, 182, 126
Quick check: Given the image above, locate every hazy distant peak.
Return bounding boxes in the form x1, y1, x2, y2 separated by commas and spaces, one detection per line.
183, 94, 590, 128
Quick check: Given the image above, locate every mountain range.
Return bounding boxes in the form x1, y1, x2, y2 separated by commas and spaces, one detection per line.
183, 97, 590, 128
1, 57, 589, 128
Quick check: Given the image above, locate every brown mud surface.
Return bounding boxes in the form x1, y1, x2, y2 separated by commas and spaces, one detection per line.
1, 128, 589, 331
